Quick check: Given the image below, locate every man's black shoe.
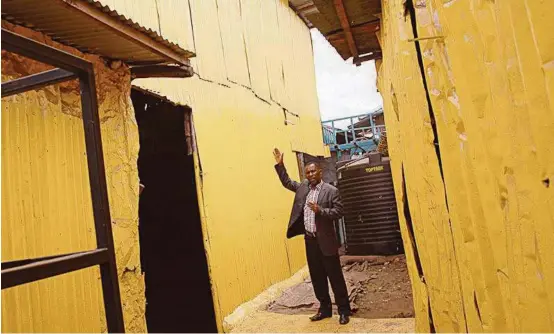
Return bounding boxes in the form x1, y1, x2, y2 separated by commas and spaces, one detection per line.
339, 314, 350, 325
309, 312, 332, 321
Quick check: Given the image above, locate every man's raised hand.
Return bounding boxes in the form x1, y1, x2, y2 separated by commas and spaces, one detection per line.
273, 148, 284, 165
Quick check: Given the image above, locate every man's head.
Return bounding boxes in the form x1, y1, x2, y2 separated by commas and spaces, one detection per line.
305, 162, 323, 186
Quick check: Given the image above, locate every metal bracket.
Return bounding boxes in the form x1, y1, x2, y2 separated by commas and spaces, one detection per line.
408, 35, 445, 42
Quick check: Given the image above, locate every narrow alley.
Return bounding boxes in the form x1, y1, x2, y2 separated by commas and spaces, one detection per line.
1, 0, 553, 333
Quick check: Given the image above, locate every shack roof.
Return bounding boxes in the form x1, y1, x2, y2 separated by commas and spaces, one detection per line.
1, 0, 194, 66
293, 0, 381, 65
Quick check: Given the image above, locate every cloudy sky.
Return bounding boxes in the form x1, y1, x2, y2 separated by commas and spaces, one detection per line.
311, 29, 383, 123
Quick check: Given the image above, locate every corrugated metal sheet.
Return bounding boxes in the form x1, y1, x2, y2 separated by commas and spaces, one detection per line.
2, 0, 326, 332
306, 0, 381, 60
288, 0, 316, 28
378, 0, 554, 332
1, 82, 104, 333
1, 27, 146, 332
338, 159, 402, 255
1, 0, 195, 65
133, 0, 327, 327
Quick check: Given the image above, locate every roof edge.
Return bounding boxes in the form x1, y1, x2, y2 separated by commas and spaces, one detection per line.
61, 0, 193, 66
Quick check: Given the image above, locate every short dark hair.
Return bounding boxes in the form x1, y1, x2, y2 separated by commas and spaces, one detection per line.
305, 162, 322, 170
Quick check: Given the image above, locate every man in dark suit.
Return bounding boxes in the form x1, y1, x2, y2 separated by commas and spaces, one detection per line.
273, 148, 351, 325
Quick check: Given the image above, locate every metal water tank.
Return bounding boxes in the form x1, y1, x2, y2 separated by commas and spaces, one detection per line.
337, 155, 403, 255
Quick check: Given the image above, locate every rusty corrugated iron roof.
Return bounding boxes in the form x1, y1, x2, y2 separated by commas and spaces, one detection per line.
303, 0, 381, 63
1, 0, 195, 66
289, 0, 316, 28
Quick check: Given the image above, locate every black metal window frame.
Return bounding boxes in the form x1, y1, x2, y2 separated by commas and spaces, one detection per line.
1, 28, 125, 333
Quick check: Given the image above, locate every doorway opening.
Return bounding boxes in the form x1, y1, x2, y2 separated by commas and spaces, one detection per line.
131, 88, 217, 333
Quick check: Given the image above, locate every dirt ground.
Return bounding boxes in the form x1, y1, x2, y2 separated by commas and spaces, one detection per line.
266, 254, 414, 320
347, 255, 415, 319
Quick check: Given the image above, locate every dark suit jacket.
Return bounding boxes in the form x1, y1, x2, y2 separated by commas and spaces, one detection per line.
275, 163, 344, 256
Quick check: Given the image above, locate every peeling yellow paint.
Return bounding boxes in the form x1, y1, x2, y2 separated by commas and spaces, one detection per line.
378, 0, 554, 332
1, 23, 146, 333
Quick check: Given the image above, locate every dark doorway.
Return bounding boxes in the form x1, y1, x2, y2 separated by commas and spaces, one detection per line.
131, 89, 217, 333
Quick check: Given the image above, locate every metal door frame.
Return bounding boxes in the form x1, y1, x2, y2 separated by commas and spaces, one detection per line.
1, 28, 125, 333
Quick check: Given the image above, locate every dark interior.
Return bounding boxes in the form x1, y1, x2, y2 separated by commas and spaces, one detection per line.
131, 89, 217, 333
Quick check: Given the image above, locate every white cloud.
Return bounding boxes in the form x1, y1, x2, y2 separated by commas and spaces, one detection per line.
311, 29, 383, 124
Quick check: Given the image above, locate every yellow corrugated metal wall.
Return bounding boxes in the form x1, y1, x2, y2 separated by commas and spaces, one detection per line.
2, 0, 327, 331
128, 0, 326, 326
377, 0, 554, 332
1, 23, 146, 332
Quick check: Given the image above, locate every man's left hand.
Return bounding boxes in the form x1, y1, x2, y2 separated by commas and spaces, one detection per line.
308, 201, 320, 214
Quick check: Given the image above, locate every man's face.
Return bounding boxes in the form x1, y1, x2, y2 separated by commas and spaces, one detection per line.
305, 164, 322, 186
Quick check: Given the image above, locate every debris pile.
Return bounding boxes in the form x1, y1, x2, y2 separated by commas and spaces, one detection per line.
266, 255, 414, 319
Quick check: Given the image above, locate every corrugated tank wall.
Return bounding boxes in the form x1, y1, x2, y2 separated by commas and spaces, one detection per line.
1, 23, 146, 332
129, 0, 327, 325
377, 0, 554, 332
